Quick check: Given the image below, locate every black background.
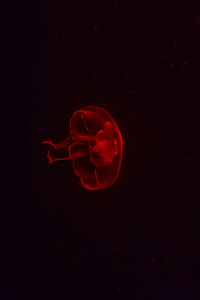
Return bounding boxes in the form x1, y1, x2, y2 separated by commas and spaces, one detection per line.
1, 0, 200, 299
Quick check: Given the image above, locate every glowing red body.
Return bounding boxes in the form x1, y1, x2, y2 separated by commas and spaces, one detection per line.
42, 106, 123, 190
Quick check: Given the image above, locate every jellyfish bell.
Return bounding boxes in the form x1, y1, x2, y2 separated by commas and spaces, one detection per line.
41, 106, 123, 190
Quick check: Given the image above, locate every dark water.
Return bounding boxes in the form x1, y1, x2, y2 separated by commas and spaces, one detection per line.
1, 0, 200, 299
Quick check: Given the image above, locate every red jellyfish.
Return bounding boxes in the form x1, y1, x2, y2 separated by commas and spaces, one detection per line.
41, 106, 123, 190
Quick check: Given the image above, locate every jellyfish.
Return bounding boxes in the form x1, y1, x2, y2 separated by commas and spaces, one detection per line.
41, 106, 123, 190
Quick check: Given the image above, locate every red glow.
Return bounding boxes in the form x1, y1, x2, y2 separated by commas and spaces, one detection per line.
41, 106, 123, 190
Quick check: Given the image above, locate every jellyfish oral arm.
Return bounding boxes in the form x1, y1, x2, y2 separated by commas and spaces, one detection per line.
44, 146, 88, 164
46, 150, 73, 164
41, 137, 72, 150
